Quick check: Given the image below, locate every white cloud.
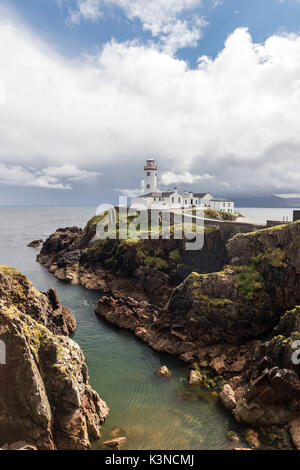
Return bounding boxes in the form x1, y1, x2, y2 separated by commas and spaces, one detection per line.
0, 162, 100, 189
68, 0, 103, 25
68, 0, 206, 52
160, 171, 214, 185
275, 193, 300, 198
42, 163, 101, 181
0, 164, 71, 189
1, 11, 300, 196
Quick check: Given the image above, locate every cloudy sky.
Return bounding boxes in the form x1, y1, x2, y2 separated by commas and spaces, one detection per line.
1, 0, 300, 206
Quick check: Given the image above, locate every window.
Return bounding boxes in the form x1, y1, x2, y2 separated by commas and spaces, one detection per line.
178, 198, 181, 203
154, 197, 156, 201
191, 199, 193, 204
159, 197, 161, 201
147, 172, 150, 176
185, 200, 187, 204
147, 184, 150, 189
172, 197, 174, 203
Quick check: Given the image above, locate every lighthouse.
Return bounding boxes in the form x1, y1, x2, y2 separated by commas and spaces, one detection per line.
131, 158, 235, 213
144, 158, 158, 192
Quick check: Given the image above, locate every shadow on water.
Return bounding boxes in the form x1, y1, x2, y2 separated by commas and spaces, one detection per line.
0, 207, 248, 450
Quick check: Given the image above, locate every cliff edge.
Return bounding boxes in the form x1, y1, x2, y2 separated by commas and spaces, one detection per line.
0, 266, 109, 450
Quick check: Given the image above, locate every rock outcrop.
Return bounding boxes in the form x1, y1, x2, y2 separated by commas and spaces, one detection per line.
0, 266, 109, 450
228, 306, 300, 429
27, 239, 44, 248
37, 214, 260, 307
0, 265, 76, 336
94, 221, 300, 435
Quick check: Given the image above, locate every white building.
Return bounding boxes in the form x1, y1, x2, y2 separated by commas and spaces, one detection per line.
132, 159, 235, 213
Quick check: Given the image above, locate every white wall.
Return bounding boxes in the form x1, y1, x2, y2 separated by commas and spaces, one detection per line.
144, 169, 157, 192
211, 200, 235, 213
131, 193, 235, 212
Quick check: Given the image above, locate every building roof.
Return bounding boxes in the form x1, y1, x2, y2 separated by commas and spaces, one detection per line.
140, 191, 214, 199
139, 191, 174, 198
211, 198, 233, 202
193, 193, 209, 198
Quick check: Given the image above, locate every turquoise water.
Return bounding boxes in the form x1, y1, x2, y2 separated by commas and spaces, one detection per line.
0, 206, 248, 450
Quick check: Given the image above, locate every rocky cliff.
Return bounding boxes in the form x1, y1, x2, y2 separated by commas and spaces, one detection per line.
37, 214, 300, 447
37, 214, 259, 306
0, 266, 109, 450
94, 221, 300, 446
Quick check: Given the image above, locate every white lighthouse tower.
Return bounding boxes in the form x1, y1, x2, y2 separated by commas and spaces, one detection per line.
144, 158, 158, 192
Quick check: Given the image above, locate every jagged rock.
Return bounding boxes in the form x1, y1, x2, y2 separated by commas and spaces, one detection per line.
211, 355, 227, 374
102, 437, 127, 450
220, 384, 237, 411
0, 266, 109, 450
27, 240, 44, 248
231, 306, 300, 427
228, 356, 246, 373
165, 266, 275, 345
0, 266, 76, 336
46, 288, 77, 334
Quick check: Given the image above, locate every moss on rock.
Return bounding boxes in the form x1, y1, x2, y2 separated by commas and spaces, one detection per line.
252, 248, 287, 268
232, 265, 264, 300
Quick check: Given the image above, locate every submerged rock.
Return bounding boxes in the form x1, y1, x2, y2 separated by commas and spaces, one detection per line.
0, 266, 109, 450
155, 366, 172, 378
102, 437, 127, 450
189, 370, 201, 384
244, 429, 261, 449
227, 431, 240, 443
